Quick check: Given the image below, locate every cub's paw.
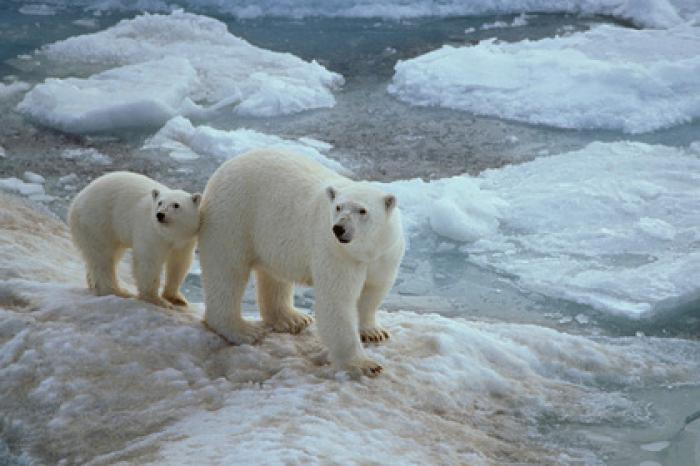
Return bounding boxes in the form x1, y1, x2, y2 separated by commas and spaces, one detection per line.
140, 294, 177, 310
348, 357, 383, 378
360, 326, 390, 343
206, 320, 267, 346
163, 292, 189, 307
268, 308, 313, 334
113, 288, 134, 299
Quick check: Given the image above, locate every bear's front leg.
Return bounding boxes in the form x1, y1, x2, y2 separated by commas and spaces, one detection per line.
358, 282, 392, 343
162, 240, 196, 308
313, 269, 382, 377
132, 241, 173, 309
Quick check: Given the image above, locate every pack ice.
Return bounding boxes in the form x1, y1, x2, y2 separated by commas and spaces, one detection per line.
385, 141, 700, 317
14, 0, 698, 29
17, 11, 343, 133
2, 192, 700, 464
389, 24, 700, 133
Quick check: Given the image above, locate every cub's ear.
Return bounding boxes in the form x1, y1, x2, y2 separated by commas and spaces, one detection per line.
192, 193, 202, 205
325, 186, 337, 201
384, 194, 396, 213
151, 189, 160, 200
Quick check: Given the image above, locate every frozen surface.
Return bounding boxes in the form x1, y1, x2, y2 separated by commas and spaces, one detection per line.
389, 24, 700, 133
144, 116, 346, 172
384, 141, 700, 317
10, 0, 700, 28
19, 11, 343, 132
1, 195, 699, 464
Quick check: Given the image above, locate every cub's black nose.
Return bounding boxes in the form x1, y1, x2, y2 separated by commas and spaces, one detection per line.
332, 224, 345, 239
156, 212, 165, 222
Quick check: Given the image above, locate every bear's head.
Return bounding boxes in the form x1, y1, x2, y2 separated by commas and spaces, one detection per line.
151, 188, 201, 242
325, 183, 402, 262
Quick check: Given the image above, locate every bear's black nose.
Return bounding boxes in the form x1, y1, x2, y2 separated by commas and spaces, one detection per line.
333, 224, 349, 243
156, 212, 165, 222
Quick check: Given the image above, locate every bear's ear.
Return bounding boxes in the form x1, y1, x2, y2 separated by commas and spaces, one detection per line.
325, 186, 337, 201
191, 193, 202, 205
151, 189, 160, 200
384, 194, 396, 213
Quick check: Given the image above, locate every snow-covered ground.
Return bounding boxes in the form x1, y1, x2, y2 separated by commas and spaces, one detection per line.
390, 24, 700, 133
2, 193, 699, 464
11, 0, 700, 29
18, 11, 343, 133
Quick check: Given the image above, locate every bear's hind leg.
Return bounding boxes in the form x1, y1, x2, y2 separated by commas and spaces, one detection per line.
87, 245, 131, 298
202, 260, 265, 345
255, 269, 313, 334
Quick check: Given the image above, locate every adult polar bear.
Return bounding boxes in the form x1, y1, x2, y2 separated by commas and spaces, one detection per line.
199, 150, 404, 377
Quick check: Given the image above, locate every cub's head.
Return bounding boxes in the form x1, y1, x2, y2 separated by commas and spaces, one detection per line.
326, 183, 401, 261
151, 188, 201, 241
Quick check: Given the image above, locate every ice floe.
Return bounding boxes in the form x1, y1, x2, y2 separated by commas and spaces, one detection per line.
0, 81, 30, 100
383, 141, 700, 317
18, 11, 343, 132
389, 24, 700, 133
1, 195, 699, 464
144, 116, 346, 172
18, 57, 203, 133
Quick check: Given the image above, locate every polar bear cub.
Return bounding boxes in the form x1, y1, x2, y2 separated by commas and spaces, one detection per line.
199, 150, 405, 377
69, 171, 201, 308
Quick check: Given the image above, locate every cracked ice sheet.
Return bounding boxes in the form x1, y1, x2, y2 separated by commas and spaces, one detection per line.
18, 11, 343, 133
389, 24, 700, 133
382, 141, 700, 318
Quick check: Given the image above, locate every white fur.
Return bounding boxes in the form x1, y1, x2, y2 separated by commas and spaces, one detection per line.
68, 171, 201, 308
199, 150, 405, 377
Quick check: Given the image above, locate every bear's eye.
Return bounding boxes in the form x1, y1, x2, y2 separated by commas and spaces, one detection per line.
359, 208, 367, 215
158, 201, 163, 207
335, 205, 341, 212
173, 203, 180, 209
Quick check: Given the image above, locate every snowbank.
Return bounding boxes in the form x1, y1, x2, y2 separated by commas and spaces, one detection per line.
384, 141, 700, 317
12, 0, 699, 29
144, 116, 346, 172
1, 195, 699, 464
18, 11, 343, 132
389, 24, 700, 133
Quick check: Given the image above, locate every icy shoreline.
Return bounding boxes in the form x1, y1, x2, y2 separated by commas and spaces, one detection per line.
2, 193, 700, 464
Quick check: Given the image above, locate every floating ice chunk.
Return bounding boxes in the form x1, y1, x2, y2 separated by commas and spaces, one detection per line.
72, 18, 99, 28
389, 25, 700, 133
144, 116, 346, 173
0, 81, 30, 99
18, 57, 203, 133
23, 171, 45, 184
18, 4, 57, 15
61, 147, 112, 165
36, 11, 342, 122
0, 177, 45, 196
482, 13, 531, 30
640, 441, 670, 452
